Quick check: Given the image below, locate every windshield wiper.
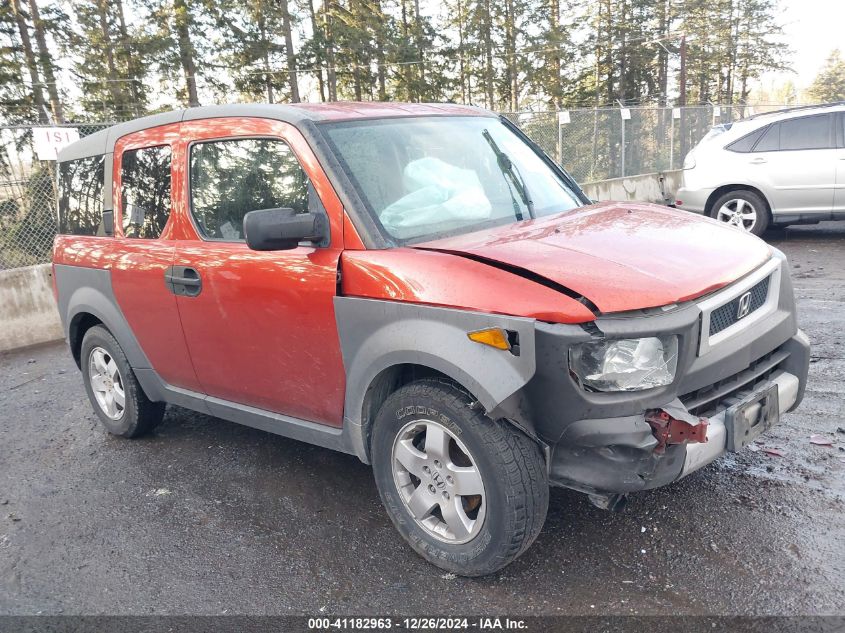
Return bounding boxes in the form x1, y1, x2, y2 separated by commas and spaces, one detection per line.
482, 129, 535, 219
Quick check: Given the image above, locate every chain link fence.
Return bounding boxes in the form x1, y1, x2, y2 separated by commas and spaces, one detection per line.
0, 123, 111, 270
504, 104, 779, 183
0, 105, 799, 271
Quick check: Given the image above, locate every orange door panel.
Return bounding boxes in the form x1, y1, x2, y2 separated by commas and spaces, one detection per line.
110, 124, 202, 392
172, 118, 346, 426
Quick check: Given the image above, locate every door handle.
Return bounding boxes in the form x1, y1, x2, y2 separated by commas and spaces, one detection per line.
164, 266, 202, 297
749, 157, 767, 164
165, 274, 200, 287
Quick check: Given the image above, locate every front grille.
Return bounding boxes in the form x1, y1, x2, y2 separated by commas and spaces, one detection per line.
679, 347, 788, 418
709, 276, 770, 336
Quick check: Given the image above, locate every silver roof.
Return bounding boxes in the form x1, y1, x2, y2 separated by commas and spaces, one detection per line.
57, 102, 494, 162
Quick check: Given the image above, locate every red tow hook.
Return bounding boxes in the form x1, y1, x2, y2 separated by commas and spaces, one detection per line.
645, 408, 709, 454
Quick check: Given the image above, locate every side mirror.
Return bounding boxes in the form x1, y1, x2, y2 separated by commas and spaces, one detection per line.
243, 207, 328, 251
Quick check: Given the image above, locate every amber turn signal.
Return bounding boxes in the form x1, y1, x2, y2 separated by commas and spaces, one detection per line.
467, 328, 511, 351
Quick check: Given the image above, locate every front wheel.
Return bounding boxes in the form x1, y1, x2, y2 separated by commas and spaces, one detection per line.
710, 190, 769, 236
371, 379, 548, 576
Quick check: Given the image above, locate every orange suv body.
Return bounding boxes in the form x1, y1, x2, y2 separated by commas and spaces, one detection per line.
53, 103, 810, 575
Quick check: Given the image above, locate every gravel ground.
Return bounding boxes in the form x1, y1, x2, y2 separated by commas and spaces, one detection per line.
0, 222, 843, 616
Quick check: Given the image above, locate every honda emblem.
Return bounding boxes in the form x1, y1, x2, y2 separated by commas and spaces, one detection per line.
736, 291, 752, 319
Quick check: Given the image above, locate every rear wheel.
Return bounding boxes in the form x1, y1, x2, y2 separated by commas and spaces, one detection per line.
710, 190, 769, 236
80, 325, 165, 438
371, 379, 548, 576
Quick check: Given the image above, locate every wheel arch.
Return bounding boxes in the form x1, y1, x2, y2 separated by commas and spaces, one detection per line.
68, 312, 104, 368
704, 184, 772, 217
358, 363, 477, 462
334, 297, 538, 464
54, 264, 153, 372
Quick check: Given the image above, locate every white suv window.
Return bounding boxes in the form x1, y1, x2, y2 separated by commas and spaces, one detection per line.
754, 114, 832, 152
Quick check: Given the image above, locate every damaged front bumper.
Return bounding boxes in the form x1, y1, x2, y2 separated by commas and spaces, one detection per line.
680, 367, 800, 478
505, 253, 810, 496
546, 352, 806, 495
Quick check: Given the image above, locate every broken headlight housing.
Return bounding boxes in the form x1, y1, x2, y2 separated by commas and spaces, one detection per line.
569, 335, 678, 392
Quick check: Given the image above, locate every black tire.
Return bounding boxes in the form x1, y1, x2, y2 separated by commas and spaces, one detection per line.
80, 325, 165, 438
709, 189, 770, 237
371, 378, 548, 577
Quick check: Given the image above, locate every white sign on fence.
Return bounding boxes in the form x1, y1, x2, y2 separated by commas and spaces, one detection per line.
558, 110, 571, 125
620, 108, 631, 120
32, 127, 80, 161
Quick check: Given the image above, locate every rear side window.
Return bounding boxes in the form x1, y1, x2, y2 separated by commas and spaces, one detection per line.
754, 114, 832, 152
121, 145, 172, 239
58, 155, 105, 236
725, 126, 766, 153
189, 138, 309, 241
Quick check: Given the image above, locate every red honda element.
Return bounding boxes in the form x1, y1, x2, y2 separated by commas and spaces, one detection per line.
52, 103, 810, 576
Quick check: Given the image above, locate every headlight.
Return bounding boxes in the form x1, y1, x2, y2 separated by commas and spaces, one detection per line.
682, 152, 696, 170
569, 335, 678, 392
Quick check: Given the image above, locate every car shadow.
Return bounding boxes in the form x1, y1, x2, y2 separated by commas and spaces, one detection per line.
765, 220, 845, 243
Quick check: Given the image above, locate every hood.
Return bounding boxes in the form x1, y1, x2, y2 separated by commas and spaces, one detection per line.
415, 202, 772, 314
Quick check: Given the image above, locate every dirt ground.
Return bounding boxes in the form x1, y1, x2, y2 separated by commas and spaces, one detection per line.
0, 222, 843, 616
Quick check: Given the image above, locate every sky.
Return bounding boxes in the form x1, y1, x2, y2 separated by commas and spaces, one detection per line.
759, 0, 845, 92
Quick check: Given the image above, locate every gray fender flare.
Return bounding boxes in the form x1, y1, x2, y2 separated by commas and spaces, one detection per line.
53, 264, 151, 370
334, 297, 537, 462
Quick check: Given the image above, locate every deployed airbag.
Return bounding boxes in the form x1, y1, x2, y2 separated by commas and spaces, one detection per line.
380, 157, 492, 235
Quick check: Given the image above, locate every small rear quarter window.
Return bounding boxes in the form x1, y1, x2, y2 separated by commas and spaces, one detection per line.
725, 126, 767, 153
58, 155, 106, 236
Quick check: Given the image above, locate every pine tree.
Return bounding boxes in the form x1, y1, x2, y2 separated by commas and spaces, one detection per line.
69, 0, 149, 119
209, 0, 288, 103
172, 0, 200, 106
140, 0, 208, 108
278, 0, 300, 102
27, 0, 64, 122
0, 1, 35, 123
9, 0, 48, 122
808, 49, 845, 103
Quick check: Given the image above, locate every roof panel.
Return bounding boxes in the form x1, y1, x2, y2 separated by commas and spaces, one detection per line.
57, 102, 496, 162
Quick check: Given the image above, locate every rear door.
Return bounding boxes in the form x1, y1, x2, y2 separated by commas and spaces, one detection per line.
172, 118, 346, 426
110, 126, 202, 392
748, 113, 837, 218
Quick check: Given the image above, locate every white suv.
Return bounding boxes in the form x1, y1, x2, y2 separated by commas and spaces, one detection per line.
676, 103, 845, 236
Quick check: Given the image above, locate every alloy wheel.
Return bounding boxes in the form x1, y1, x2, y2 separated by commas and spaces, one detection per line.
391, 419, 486, 544
88, 347, 126, 420
716, 198, 758, 232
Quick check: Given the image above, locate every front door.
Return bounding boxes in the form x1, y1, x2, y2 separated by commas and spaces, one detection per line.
172, 118, 347, 427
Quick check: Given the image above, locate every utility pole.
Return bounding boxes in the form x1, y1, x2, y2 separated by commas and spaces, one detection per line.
679, 34, 687, 107
678, 34, 688, 166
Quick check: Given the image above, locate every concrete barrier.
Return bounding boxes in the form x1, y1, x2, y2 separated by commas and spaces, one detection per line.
581, 169, 683, 205
0, 264, 63, 353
